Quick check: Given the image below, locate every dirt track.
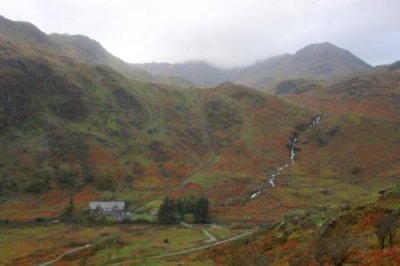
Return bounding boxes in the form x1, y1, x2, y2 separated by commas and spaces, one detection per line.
108, 230, 254, 265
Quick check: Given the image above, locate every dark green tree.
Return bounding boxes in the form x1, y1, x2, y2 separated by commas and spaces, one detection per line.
60, 194, 75, 220
176, 198, 184, 219
58, 170, 77, 188
194, 195, 209, 223
25, 170, 52, 193
66, 194, 75, 214
182, 195, 196, 214
158, 197, 177, 224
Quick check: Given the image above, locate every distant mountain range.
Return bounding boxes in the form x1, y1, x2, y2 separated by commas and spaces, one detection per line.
135, 42, 373, 89
0, 15, 376, 91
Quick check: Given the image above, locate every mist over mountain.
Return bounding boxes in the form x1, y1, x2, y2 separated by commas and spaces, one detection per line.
236, 42, 373, 88
0, 15, 378, 90
136, 61, 230, 87
135, 42, 373, 89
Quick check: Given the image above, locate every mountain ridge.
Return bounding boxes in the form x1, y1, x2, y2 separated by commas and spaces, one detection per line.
134, 42, 373, 89
0, 15, 376, 90
0, 15, 192, 87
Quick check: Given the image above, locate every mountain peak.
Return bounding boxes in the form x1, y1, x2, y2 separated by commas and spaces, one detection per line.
295, 42, 349, 57
291, 42, 372, 75
303, 41, 337, 48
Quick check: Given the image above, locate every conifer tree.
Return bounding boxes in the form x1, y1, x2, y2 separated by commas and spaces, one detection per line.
60, 194, 75, 220
67, 194, 75, 214
176, 198, 184, 219
194, 195, 209, 223
158, 197, 177, 224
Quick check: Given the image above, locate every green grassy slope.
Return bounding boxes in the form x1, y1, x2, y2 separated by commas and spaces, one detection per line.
0, 39, 315, 220
0, 15, 399, 225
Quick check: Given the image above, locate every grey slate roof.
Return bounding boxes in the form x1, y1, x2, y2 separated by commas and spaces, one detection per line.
89, 201, 125, 212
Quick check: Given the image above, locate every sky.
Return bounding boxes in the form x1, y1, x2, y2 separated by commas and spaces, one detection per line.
0, 0, 399, 68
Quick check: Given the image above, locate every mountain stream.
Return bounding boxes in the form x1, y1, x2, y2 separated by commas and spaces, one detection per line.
250, 113, 325, 199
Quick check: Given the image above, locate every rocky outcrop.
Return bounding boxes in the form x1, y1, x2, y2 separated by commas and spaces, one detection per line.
0, 58, 90, 128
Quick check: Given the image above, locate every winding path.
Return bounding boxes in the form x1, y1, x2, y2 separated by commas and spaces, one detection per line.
201, 228, 217, 242
108, 231, 254, 265
179, 221, 217, 242
37, 244, 91, 266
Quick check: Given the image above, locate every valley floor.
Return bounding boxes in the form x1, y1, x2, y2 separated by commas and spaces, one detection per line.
0, 223, 247, 265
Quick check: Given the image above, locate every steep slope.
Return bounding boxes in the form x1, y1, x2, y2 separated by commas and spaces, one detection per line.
49, 33, 193, 86
49, 33, 153, 81
0, 15, 191, 87
0, 15, 52, 47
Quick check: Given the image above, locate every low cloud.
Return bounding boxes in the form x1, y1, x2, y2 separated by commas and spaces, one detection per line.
1, 0, 399, 67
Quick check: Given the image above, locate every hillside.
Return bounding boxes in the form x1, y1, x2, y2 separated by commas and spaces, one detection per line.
204, 185, 400, 265
0, 15, 191, 87
0, 14, 400, 265
1, 51, 399, 225
282, 67, 400, 121
134, 42, 373, 89
0, 15, 399, 225
0, 34, 315, 221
